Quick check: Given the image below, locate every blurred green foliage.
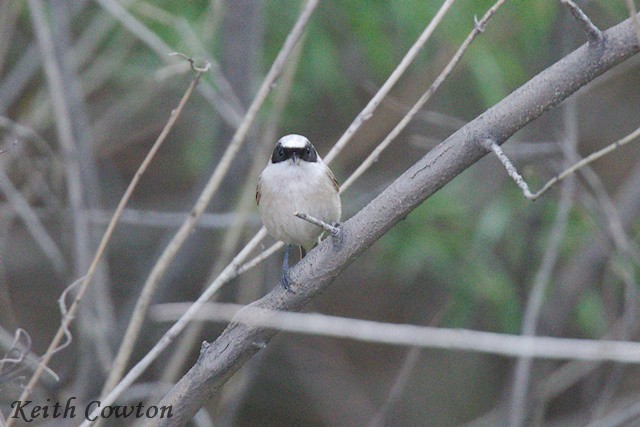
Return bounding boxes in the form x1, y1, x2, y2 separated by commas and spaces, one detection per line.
56, 0, 631, 336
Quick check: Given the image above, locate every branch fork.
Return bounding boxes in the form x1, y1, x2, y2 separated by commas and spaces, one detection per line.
560, 0, 604, 46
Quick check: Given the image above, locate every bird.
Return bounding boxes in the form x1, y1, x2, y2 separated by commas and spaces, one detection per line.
256, 134, 341, 289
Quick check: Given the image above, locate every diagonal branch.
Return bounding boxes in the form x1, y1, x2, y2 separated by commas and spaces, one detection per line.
560, 0, 604, 45
150, 11, 640, 425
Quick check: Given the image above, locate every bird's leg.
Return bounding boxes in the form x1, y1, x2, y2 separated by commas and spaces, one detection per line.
330, 221, 343, 249
281, 243, 292, 290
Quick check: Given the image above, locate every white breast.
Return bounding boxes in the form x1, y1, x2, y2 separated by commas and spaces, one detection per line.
258, 160, 341, 250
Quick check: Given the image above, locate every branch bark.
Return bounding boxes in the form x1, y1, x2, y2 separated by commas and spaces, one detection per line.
151, 13, 640, 426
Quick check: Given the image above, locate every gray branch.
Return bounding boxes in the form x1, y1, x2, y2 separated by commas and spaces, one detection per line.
561, 0, 604, 45
150, 13, 640, 426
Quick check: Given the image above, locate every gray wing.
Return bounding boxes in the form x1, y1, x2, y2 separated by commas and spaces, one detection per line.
326, 166, 339, 193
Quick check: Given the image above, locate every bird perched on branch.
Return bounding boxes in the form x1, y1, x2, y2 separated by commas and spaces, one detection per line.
257, 134, 341, 289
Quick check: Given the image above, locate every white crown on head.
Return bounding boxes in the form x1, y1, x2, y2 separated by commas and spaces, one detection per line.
278, 134, 310, 149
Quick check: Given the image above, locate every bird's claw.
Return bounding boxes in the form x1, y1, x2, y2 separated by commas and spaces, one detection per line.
330, 222, 343, 249
330, 222, 341, 236
281, 270, 292, 291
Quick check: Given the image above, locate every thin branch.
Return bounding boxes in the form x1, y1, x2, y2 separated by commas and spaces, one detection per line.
0, 1, 22, 76
484, 140, 535, 198
52, 277, 83, 356
94, 0, 243, 128
87, 208, 260, 229
0, 167, 66, 272
574, 154, 640, 419
28, 0, 89, 274
0, 139, 16, 155
560, 0, 604, 45
0, 327, 58, 387
368, 301, 451, 427
10, 55, 208, 414
235, 241, 283, 276
0, 117, 52, 155
294, 212, 341, 236
488, 125, 640, 200
168, 52, 211, 73
98, 0, 319, 397
150, 302, 640, 365
538, 158, 640, 343
148, 13, 640, 424
0, 328, 30, 374
340, 0, 508, 192
586, 393, 640, 427
508, 97, 578, 427
323, 0, 456, 165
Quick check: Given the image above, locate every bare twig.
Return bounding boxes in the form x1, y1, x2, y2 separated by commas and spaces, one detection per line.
28, 0, 89, 274
168, 52, 211, 73
98, 0, 319, 398
294, 212, 341, 236
52, 277, 83, 356
0, 329, 59, 392
0, 117, 52, 155
340, 0, 508, 192
9, 55, 207, 415
0, 327, 58, 386
587, 394, 640, 427
150, 302, 640, 365
484, 140, 535, 198
508, 98, 578, 427
368, 301, 451, 427
488, 125, 640, 200
94, 0, 243, 127
0, 139, 16, 155
0, 328, 30, 375
0, 1, 22, 76
235, 242, 283, 276
171, 13, 245, 111
323, 0, 456, 165
87, 208, 260, 229
0, 168, 66, 272
560, 0, 604, 45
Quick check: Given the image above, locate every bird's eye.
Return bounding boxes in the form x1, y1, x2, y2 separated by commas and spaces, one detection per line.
272, 145, 287, 163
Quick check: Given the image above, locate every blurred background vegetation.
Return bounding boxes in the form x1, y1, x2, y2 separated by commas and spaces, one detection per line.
1, 0, 640, 425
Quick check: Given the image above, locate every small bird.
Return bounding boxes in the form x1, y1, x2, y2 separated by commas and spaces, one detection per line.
256, 134, 341, 289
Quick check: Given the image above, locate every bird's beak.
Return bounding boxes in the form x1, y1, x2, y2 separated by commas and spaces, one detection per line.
291, 152, 299, 165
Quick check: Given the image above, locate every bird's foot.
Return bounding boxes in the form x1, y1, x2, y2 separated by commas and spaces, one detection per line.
330, 222, 343, 249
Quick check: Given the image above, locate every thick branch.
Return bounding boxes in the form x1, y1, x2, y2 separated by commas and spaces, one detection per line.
151, 13, 640, 426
